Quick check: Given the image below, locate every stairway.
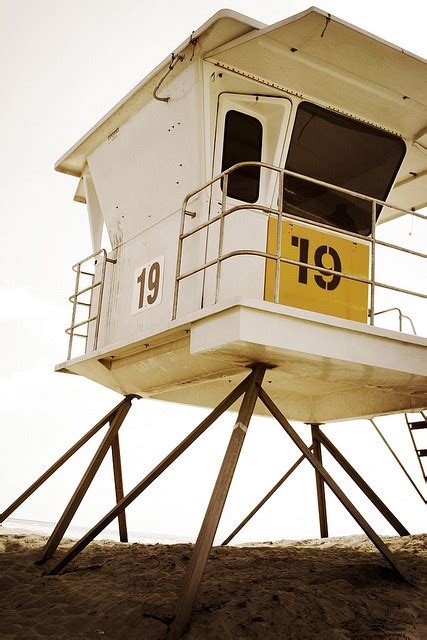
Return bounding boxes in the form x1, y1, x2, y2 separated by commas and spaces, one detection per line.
405, 412, 427, 482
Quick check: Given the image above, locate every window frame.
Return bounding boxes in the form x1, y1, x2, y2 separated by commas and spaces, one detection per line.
220, 108, 263, 204
282, 101, 407, 236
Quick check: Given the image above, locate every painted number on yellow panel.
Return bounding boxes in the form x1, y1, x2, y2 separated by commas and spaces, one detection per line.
264, 220, 370, 322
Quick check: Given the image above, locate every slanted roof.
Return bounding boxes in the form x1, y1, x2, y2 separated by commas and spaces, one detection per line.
204, 7, 427, 214
205, 7, 426, 140
55, 10, 264, 177
56, 7, 426, 212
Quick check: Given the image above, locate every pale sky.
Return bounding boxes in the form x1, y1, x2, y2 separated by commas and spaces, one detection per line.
0, 0, 426, 544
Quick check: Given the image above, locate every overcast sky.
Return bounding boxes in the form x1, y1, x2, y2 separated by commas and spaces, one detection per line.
0, 0, 426, 544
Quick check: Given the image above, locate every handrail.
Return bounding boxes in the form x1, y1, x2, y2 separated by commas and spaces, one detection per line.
374, 308, 417, 334
176, 248, 427, 300
172, 161, 426, 326
66, 249, 116, 360
179, 204, 426, 260
181, 161, 427, 220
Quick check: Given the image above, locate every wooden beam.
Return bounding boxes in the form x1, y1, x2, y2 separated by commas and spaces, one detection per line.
48, 372, 252, 575
258, 387, 411, 583
111, 433, 128, 543
222, 451, 309, 546
169, 365, 266, 640
37, 397, 133, 564
316, 427, 410, 537
0, 397, 130, 523
311, 424, 329, 538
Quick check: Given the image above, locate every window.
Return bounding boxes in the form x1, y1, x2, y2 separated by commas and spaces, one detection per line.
283, 103, 406, 235
221, 110, 263, 203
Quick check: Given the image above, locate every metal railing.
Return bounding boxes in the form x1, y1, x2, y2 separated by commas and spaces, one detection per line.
374, 307, 417, 335
66, 249, 116, 360
172, 161, 427, 327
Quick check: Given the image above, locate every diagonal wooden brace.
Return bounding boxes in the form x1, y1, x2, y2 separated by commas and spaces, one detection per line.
111, 433, 128, 542
37, 396, 133, 564
169, 365, 266, 640
48, 372, 253, 575
316, 427, 410, 536
0, 397, 131, 524
311, 424, 329, 538
258, 387, 411, 584
221, 450, 310, 546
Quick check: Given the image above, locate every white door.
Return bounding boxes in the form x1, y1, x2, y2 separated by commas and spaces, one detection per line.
202, 93, 292, 308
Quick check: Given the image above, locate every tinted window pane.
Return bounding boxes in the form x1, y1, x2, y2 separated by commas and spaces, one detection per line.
284, 103, 406, 235
221, 110, 263, 203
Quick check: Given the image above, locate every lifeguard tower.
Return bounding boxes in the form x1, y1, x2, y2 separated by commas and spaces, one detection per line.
2, 7, 426, 638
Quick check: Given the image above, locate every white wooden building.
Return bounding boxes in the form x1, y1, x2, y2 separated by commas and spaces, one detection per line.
55, 7, 427, 423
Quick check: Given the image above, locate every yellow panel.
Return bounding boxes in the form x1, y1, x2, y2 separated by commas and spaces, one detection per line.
264, 219, 370, 322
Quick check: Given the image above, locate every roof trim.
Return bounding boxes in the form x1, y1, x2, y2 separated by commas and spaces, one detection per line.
206, 6, 425, 65
204, 6, 426, 143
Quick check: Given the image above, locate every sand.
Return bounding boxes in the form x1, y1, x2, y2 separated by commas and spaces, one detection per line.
0, 530, 426, 639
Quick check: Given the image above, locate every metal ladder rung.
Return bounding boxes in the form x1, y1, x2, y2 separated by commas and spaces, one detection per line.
409, 420, 427, 430
67, 248, 115, 362
66, 316, 98, 333
69, 281, 102, 302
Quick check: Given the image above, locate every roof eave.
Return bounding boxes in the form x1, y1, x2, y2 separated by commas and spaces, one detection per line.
55, 9, 264, 177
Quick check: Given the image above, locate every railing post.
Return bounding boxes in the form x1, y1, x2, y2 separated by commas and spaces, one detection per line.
93, 249, 107, 351
172, 199, 189, 320
370, 199, 377, 326
215, 173, 228, 304
68, 263, 81, 360
274, 170, 285, 303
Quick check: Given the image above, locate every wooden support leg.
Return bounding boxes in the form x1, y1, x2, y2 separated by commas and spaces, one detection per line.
37, 397, 133, 564
311, 424, 329, 538
48, 373, 252, 575
111, 433, 128, 543
169, 365, 266, 640
0, 397, 130, 524
258, 387, 411, 583
316, 428, 410, 536
221, 450, 309, 546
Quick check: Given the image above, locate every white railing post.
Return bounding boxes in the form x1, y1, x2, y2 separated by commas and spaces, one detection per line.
370, 199, 377, 326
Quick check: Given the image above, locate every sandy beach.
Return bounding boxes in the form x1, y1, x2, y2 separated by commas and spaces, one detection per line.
0, 530, 426, 639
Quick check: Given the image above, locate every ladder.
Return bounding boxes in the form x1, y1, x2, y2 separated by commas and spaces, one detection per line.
66, 249, 116, 360
405, 411, 427, 482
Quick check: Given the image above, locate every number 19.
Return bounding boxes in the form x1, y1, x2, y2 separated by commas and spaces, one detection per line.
291, 236, 342, 291
133, 256, 164, 314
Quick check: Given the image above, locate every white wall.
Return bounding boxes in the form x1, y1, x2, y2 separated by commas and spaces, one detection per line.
83, 57, 208, 349
88, 60, 203, 247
